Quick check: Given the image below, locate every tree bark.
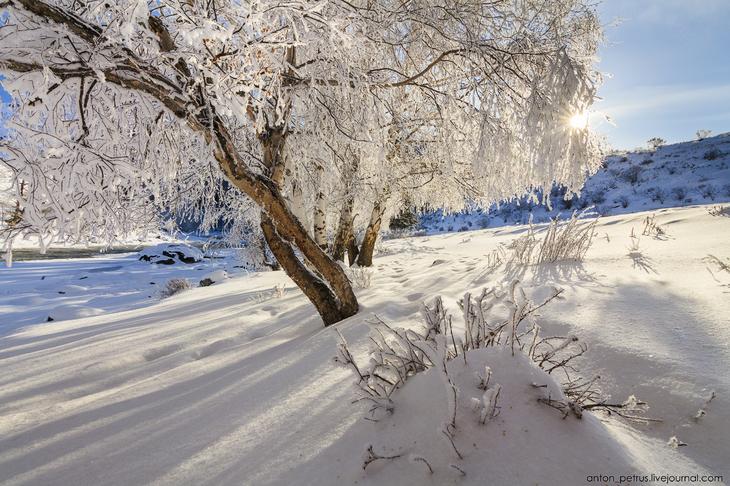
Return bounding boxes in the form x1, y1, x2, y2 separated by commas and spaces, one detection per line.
260, 215, 345, 325
313, 164, 327, 248
356, 200, 386, 267
347, 236, 360, 267
246, 124, 357, 325
331, 196, 354, 262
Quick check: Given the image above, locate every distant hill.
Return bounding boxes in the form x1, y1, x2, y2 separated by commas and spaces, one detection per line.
419, 132, 730, 233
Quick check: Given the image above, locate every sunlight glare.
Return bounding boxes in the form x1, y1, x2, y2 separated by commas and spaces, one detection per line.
568, 111, 589, 129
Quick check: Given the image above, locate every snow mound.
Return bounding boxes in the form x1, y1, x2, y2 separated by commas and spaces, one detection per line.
138, 243, 204, 264
48, 304, 105, 321
349, 347, 688, 485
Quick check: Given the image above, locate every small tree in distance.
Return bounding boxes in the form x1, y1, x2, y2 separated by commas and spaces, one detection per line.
647, 137, 666, 151
697, 129, 712, 141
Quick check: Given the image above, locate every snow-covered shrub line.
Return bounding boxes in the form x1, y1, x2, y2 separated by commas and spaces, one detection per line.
336, 281, 655, 477
337, 280, 650, 424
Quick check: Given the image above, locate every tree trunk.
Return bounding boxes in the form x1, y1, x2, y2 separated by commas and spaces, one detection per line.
260, 215, 345, 325
356, 200, 386, 267
331, 196, 354, 262
347, 236, 360, 267
212, 118, 358, 325
313, 164, 327, 248
288, 178, 309, 233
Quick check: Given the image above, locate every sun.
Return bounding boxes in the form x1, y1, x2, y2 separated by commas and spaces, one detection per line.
568, 111, 589, 129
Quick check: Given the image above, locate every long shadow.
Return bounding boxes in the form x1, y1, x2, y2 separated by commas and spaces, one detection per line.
0, 286, 299, 360
0, 317, 371, 485
627, 250, 658, 274
499, 259, 609, 292
563, 283, 730, 476
0, 288, 316, 405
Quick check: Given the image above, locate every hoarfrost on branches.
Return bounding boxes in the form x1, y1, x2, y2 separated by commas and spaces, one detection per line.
0, 0, 604, 323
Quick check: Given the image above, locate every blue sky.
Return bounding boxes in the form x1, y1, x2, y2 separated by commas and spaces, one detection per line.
593, 0, 730, 149
1, 1, 729, 149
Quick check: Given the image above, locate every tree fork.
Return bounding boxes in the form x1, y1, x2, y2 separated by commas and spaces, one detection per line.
260, 215, 345, 325
234, 123, 358, 324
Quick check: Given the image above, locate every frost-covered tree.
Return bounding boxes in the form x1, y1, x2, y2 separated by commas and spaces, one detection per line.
696, 129, 712, 141
0, 0, 603, 325
647, 137, 666, 150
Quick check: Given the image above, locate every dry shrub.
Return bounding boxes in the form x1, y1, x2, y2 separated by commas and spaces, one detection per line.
336, 281, 650, 424
507, 212, 597, 265
347, 267, 374, 289
160, 278, 192, 298
708, 205, 730, 217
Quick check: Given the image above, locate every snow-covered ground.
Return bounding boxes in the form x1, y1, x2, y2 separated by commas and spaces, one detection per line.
0, 245, 252, 335
0, 204, 728, 485
421, 133, 730, 233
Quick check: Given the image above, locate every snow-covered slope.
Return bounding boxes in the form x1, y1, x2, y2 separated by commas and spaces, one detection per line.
421, 133, 730, 233
0, 204, 728, 485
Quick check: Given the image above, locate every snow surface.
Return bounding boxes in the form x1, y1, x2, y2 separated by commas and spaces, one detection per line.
0, 204, 728, 485
0, 248, 250, 333
343, 347, 700, 485
200, 270, 229, 284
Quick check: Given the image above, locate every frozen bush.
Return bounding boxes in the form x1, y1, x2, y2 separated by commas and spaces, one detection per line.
616, 195, 630, 208
621, 165, 643, 184
160, 278, 192, 298
389, 207, 420, 231
672, 187, 687, 201
642, 214, 665, 238
336, 281, 651, 431
590, 189, 606, 205
707, 205, 730, 217
347, 267, 373, 289
697, 129, 712, 140
648, 187, 666, 204
272, 284, 286, 298
703, 148, 722, 161
700, 184, 717, 200
647, 137, 665, 150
